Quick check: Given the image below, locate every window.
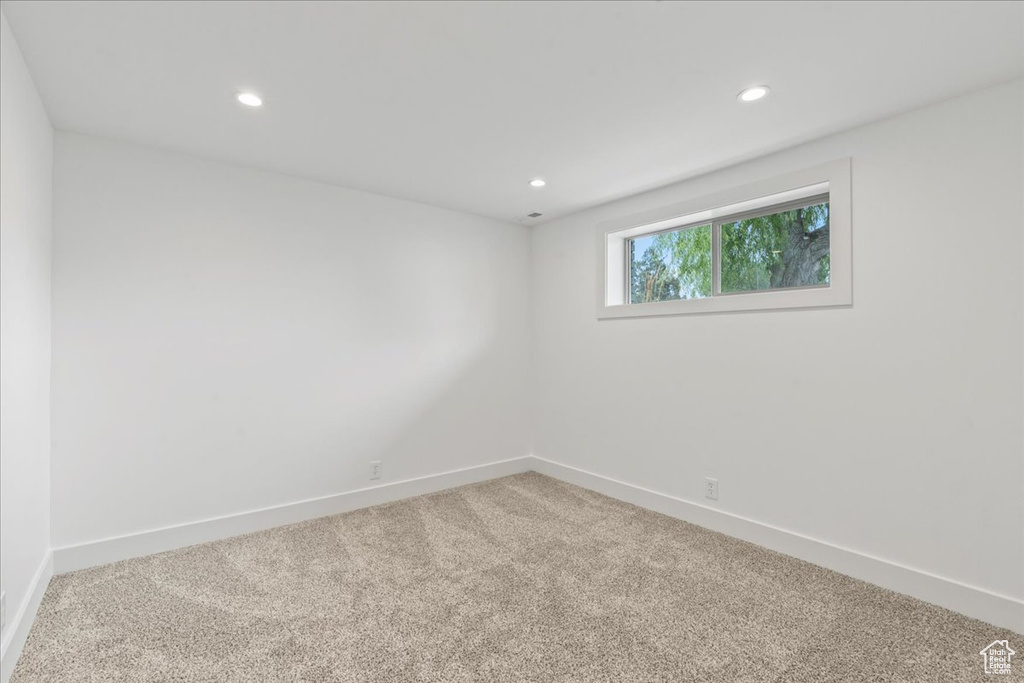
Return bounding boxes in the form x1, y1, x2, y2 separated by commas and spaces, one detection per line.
628, 224, 712, 302
598, 159, 851, 318
719, 198, 829, 294
627, 197, 830, 305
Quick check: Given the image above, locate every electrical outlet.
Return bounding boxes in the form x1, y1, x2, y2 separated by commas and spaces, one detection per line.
370, 461, 382, 481
704, 477, 719, 501
1, 590, 6, 632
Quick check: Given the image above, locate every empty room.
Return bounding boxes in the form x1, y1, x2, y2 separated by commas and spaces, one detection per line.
1, 1, 1022, 681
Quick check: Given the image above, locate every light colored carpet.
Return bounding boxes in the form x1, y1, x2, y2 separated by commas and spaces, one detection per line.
12, 473, 1019, 682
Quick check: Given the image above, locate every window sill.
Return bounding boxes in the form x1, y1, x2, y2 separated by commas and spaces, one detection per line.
597, 284, 851, 319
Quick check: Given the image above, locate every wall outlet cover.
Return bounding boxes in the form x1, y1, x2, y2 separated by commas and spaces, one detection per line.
704, 477, 719, 501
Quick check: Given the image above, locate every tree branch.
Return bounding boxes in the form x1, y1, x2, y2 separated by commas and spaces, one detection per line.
808, 223, 830, 261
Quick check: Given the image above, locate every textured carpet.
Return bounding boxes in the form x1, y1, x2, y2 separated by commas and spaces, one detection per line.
12, 473, 1020, 682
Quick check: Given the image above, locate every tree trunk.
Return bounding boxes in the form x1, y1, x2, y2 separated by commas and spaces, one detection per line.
770, 209, 829, 288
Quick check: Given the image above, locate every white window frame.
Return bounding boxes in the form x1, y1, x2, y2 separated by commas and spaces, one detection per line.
597, 158, 852, 319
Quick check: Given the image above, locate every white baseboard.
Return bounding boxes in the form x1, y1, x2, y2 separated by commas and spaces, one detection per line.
1, 551, 53, 683
53, 456, 532, 574
529, 455, 1024, 634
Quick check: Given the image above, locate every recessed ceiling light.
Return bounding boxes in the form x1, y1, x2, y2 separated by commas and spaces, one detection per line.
237, 92, 263, 107
738, 85, 770, 103
529, 178, 546, 188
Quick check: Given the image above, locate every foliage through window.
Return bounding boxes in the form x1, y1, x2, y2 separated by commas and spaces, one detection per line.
628, 196, 829, 304
629, 224, 711, 302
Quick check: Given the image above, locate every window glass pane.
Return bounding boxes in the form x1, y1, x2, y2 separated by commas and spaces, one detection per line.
720, 201, 829, 293
629, 224, 711, 303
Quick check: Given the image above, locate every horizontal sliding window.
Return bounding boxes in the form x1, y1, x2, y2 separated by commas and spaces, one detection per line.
627, 196, 829, 304
597, 159, 851, 318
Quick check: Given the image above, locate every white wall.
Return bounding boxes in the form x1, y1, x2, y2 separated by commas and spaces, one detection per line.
51, 132, 532, 548
0, 8, 53, 662
532, 81, 1024, 607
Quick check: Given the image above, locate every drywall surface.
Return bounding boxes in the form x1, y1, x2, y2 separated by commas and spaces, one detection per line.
0, 8, 53, 660
531, 81, 1024, 604
51, 132, 531, 547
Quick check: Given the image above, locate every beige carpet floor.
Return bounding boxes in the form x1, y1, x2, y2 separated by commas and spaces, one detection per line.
12, 473, 1019, 682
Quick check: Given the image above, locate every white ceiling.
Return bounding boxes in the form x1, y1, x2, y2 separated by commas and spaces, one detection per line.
3, 1, 1022, 224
